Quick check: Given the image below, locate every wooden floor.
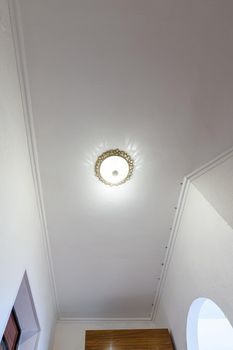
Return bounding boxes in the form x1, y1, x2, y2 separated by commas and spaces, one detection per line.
85, 329, 174, 350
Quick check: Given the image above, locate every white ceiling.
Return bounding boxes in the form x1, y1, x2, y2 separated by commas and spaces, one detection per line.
16, 0, 233, 319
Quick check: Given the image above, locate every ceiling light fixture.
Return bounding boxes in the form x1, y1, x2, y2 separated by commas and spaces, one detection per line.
95, 149, 134, 186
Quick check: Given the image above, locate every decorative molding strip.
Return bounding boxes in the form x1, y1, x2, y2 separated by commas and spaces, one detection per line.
58, 317, 153, 324
7, 0, 153, 322
8, 0, 233, 324
8, 0, 60, 317
185, 146, 233, 182
151, 146, 233, 322
150, 177, 190, 321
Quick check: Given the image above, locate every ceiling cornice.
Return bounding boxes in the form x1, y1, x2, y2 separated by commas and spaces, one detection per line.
151, 146, 233, 322
8, 0, 233, 324
8, 0, 153, 322
58, 317, 153, 324
8, 0, 60, 317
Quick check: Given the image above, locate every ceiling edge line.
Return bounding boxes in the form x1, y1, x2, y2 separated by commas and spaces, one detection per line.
186, 147, 233, 182
151, 146, 233, 322
150, 177, 191, 321
8, 0, 233, 322
58, 317, 153, 324
8, 0, 60, 318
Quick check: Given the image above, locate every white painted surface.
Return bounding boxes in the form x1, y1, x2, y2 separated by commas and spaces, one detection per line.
186, 298, 205, 350
198, 320, 233, 350
194, 156, 233, 230
198, 299, 233, 350
16, 0, 233, 319
155, 183, 233, 349
18, 335, 39, 350
53, 321, 157, 350
0, 0, 56, 348
186, 298, 233, 350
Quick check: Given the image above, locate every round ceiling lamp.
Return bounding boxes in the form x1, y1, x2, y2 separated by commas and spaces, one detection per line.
95, 149, 134, 186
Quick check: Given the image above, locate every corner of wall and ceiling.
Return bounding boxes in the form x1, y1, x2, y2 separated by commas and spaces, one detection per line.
151, 146, 233, 322
7, 0, 61, 319
7, 0, 233, 324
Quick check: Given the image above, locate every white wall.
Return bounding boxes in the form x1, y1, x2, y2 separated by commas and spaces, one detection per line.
155, 184, 233, 349
53, 321, 157, 350
0, 0, 56, 348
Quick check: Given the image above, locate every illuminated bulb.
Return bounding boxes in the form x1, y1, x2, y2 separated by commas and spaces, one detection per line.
95, 149, 134, 186
100, 155, 129, 185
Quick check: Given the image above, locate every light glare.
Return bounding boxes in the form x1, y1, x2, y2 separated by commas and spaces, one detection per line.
100, 156, 129, 185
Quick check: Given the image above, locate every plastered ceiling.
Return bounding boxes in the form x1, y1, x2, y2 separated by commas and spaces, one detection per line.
15, 0, 233, 319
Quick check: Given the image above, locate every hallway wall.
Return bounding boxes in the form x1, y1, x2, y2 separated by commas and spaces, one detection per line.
0, 0, 56, 348
155, 184, 233, 349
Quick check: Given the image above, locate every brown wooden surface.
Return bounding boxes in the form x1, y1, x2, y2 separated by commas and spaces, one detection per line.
85, 329, 174, 350
2, 311, 20, 350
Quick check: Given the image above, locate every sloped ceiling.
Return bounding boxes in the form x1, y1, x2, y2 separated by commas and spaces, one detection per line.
15, 0, 233, 319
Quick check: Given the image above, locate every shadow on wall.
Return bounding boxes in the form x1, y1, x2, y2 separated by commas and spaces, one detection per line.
0, 272, 40, 350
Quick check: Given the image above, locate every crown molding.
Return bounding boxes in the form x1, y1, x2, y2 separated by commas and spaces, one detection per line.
151, 146, 233, 321
58, 317, 153, 324
7, 0, 158, 322
7, 0, 153, 322
185, 146, 233, 182
8, 0, 233, 324
150, 177, 190, 321
8, 0, 60, 317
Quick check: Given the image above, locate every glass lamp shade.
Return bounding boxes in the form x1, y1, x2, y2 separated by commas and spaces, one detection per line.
95, 149, 134, 186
